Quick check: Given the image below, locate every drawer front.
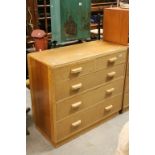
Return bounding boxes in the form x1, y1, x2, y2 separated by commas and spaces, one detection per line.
56, 78, 124, 121
123, 93, 129, 108
56, 94, 122, 141
95, 51, 127, 71
55, 72, 94, 101
55, 64, 125, 101
54, 60, 95, 82
94, 63, 125, 87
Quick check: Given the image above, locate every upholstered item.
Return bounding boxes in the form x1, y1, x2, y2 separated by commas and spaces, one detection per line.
116, 122, 129, 155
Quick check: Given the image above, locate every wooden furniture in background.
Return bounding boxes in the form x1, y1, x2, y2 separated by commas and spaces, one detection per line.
36, 0, 51, 35
91, 1, 117, 30
103, 7, 129, 45
26, 0, 51, 49
28, 40, 128, 146
26, 0, 51, 78
26, 0, 118, 47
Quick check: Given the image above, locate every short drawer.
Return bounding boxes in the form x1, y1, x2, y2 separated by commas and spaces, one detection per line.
55, 72, 94, 101
56, 78, 124, 121
95, 51, 127, 71
54, 60, 95, 82
56, 94, 122, 141
123, 93, 129, 108
94, 63, 126, 87
55, 63, 125, 101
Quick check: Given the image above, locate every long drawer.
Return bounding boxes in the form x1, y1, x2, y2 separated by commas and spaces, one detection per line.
56, 78, 124, 121
53, 51, 126, 82
56, 94, 122, 141
55, 63, 125, 101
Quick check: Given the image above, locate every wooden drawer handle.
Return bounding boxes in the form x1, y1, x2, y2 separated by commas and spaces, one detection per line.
107, 72, 116, 78
72, 120, 82, 127
108, 57, 117, 63
106, 88, 115, 94
72, 101, 82, 109
71, 67, 83, 74
105, 105, 113, 111
71, 83, 82, 91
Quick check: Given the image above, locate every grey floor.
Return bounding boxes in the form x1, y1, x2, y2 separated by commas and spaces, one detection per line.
26, 88, 128, 155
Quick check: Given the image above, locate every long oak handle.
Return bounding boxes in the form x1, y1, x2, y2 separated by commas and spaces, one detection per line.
71, 83, 82, 90
107, 72, 116, 78
108, 57, 117, 63
105, 105, 113, 111
106, 88, 115, 94
72, 120, 82, 127
71, 67, 83, 74
72, 101, 82, 109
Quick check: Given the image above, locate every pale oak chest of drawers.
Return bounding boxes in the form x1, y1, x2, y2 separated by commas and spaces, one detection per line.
28, 41, 128, 146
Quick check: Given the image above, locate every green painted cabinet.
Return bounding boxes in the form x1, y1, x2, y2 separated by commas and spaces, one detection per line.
50, 0, 91, 43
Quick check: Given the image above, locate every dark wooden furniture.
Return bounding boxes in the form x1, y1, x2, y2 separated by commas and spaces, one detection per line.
91, 0, 117, 30
26, 0, 51, 49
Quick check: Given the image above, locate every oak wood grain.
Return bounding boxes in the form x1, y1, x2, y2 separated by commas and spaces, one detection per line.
28, 57, 52, 140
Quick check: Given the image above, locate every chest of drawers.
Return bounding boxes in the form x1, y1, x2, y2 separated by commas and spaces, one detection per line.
28, 40, 128, 146
103, 7, 129, 45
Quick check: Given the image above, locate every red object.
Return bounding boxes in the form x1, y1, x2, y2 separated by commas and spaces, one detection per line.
31, 29, 48, 51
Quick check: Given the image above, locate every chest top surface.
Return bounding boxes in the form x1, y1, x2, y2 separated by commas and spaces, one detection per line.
28, 41, 128, 67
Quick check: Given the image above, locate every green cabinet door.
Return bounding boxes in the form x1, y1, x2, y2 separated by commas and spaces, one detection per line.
50, 0, 91, 44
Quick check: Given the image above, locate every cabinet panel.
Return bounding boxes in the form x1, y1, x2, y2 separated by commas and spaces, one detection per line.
103, 7, 129, 45
51, 0, 91, 43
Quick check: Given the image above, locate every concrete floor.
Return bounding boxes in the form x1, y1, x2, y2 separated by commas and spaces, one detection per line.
26, 89, 128, 155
